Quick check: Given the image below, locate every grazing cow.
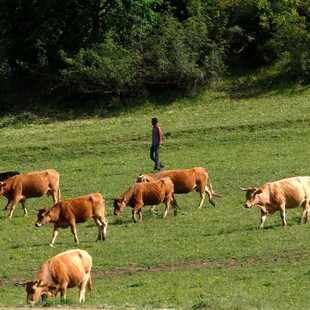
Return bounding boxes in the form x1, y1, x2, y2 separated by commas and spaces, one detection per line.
137, 167, 220, 209
240, 176, 310, 228
26, 249, 92, 304
0, 171, 20, 181
35, 193, 108, 246
0, 169, 60, 218
114, 177, 176, 222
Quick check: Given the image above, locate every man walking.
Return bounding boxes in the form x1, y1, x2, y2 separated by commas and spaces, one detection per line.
150, 117, 164, 171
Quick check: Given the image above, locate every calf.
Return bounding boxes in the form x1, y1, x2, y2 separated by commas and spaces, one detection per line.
26, 249, 92, 304
0, 169, 60, 218
137, 167, 220, 209
114, 177, 176, 222
35, 193, 108, 246
240, 176, 310, 228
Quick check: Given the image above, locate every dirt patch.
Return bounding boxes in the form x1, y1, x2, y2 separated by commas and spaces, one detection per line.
3, 252, 310, 288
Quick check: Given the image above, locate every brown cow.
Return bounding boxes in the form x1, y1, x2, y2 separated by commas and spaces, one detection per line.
114, 177, 176, 222
26, 249, 92, 304
0, 169, 60, 218
35, 193, 108, 246
240, 176, 310, 228
137, 167, 220, 209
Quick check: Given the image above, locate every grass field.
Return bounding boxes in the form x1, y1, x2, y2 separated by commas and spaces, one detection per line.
0, 77, 309, 309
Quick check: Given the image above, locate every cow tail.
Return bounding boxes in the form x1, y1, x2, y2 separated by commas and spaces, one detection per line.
209, 179, 222, 198
87, 275, 92, 297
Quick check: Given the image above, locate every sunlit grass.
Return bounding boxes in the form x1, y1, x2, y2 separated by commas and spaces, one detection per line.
0, 81, 309, 308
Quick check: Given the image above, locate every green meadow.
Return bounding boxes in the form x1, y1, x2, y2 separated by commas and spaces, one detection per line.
0, 78, 309, 309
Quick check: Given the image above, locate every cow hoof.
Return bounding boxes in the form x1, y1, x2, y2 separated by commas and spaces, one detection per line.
49, 243, 55, 247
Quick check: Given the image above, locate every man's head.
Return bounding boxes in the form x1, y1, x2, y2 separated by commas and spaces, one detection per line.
151, 117, 158, 125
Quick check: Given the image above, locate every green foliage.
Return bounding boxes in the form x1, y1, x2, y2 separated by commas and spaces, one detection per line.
0, 0, 308, 109
60, 37, 141, 95
267, 6, 310, 76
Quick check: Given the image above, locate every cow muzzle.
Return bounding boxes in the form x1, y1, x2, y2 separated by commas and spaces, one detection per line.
244, 203, 253, 209
35, 223, 42, 227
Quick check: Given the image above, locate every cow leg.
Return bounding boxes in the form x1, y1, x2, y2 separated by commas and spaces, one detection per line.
94, 217, 102, 241
50, 225, 59, 246
170, 194, 179, 215
205, 186, 216, 207
20, 198, 28, 216
198, 191, 206, 209
3, 199, 12, 211
95, 217, 108, 241
163, 200, 171, 218
101, 218, 108, 240
171, 195, 178, 216
70, 222, 79, 243
78, 274, 90, 302
149, 205, 157, 212
307, 204, 310, 224
279, 206, 287, 227
299, 200, 310, 224
52, 188, 60, 203
258, 210, 268, 229
137, 209, 143, 222
132, 205, 143, 222
8, 199, 20, 219
59, 286, 67, 300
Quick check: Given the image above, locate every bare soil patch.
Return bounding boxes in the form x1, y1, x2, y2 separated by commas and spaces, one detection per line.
3, 251, 309, 288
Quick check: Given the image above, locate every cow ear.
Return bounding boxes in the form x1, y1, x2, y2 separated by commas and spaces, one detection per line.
253, 189, 262, 196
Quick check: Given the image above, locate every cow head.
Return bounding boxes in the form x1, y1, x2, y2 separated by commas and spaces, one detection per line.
136, 174, 151, 183
26, 280, 57, 304
113, 196, 127, 215
239, 186, 263, 208
35, 208, 51, 227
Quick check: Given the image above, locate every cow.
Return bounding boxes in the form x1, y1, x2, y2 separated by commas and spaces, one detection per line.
137, 167, 220, 209
240, 176, 310, 229
0, 171, 20, 181
0, 169, 60, 218
25, 249, 92, 304
35, 193, 108, 246
114, 177, 177, 222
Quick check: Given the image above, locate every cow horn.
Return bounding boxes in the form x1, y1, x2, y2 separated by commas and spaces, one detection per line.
239, 186, 248, 191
